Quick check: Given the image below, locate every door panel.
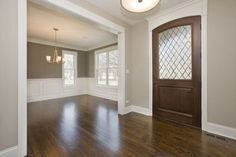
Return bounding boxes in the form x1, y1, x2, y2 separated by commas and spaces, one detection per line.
153, 16, 201, 128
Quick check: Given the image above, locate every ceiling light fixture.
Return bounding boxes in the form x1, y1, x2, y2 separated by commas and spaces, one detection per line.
121, 0, 160, 13
46, 28, 64, 64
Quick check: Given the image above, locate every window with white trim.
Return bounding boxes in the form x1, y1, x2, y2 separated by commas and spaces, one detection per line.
96, 47, 119, 86
62, 51, 77, 86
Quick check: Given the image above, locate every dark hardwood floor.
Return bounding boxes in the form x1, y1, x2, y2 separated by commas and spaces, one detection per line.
28, 95, 236, 157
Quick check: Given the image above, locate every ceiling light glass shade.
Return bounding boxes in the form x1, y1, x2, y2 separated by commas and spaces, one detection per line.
121, 0, 160, 13
46, 56, 51, 63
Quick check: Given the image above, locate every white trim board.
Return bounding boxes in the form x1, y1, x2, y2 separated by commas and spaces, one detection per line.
205, 123, 236, 140
0, 146, 18, 157
18, 0, 27, 156
27, 78, 89, 103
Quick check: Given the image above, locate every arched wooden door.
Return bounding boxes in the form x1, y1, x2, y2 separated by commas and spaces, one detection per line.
152, 16, 201, 128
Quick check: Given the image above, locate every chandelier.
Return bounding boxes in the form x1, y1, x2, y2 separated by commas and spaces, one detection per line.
121, 0, 160, 13
46, 28, 64, 64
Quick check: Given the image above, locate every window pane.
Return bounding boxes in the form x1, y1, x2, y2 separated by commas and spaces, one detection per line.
64, 54, 74, 69
159, 25, 192, 80
108, 69, 118, 86
64, 69, 75, 85
98, 52, 107, 68
109, 50, 118, 68
97, 69, 107, 85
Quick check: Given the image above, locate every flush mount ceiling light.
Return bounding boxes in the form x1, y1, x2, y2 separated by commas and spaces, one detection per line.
121, 0, 160, 13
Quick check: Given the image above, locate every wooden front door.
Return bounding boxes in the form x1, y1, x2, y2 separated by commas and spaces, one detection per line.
152, 16, 201, 128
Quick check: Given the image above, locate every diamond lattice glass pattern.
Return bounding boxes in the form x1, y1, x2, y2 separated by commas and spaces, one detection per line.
159, 25, 192, 80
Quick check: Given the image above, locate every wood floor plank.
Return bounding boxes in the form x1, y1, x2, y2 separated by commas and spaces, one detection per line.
27, 95, 236, 157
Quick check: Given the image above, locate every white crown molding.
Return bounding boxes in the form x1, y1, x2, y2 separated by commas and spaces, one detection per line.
87, 38, 118, 51
0, 146, 18, 157
28, 37, 118, 52
27, 37, 88, 51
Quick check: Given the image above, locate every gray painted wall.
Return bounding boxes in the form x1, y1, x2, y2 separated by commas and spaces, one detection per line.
0, 0, 18, 151
27, 42, 88, 78
27, 43, 119, 79
86, 51, 95, 77
131, 21, 149, 108
207, 0, 236, 128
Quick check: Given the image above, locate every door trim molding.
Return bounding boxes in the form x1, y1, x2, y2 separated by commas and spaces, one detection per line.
147, 0, 236, 141
18, 0, 27, 156
147, 0, 208, 128
18, 0, 126, 156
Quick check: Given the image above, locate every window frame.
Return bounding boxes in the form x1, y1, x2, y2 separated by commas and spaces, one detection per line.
95, 45, 118, 88
62, 50, 77, 88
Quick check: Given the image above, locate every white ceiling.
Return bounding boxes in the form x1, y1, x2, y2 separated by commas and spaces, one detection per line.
83, 0, 191, 25
27, 2, 117, 51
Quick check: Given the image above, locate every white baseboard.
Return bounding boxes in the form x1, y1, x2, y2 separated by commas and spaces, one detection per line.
204, 122, 236, 140
123, 105, 152, 116
0, 146, 18, 157
131, 105, 152, 116
27, 90, 88, 103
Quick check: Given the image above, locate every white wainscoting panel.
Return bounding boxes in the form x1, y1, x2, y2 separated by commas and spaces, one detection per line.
87, 78, 118, 101
27, 78, 88, 102
27, 78, 118, 102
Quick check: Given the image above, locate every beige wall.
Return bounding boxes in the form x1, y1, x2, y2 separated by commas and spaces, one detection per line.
28, 42, 63, 78
131, 21, 150, 108
0, 0, 18, 151
207, 0, 236, 128
27, 42, 88, 78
